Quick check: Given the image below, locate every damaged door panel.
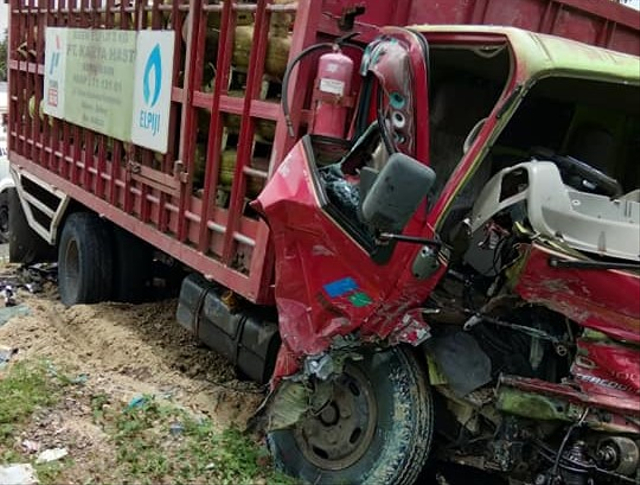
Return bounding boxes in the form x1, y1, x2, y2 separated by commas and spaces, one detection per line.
511, 243, 640, 343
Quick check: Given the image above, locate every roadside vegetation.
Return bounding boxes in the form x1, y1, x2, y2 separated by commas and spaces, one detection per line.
0, 360, 72, 482
0, 359, 296, 485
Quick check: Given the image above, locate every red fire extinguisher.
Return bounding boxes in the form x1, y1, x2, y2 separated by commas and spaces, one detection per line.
311, 46, 354, 139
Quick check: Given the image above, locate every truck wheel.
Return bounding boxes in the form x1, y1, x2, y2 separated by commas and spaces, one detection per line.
8, 188, 56, 264
268, 347, 433, 485
58, 212, 114, 306
0, 190, 10, 243
112, 226, 152, 303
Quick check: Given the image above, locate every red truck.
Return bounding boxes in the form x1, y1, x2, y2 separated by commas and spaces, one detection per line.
7, 1, 640, 484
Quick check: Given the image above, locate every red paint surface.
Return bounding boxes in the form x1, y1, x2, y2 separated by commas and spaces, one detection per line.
361, 27, 430, 161
255, 136, 445, 373
573, 338, 640, 400
505, 243, 640, 418
9, 0, 638, 305
320, 0, 640, 55
514, 244, 640, 343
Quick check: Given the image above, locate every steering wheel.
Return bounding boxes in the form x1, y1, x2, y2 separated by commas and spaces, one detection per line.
531, 147, 623, 198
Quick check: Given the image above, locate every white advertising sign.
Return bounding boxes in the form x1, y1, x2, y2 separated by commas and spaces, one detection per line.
131, 30, 175, 154
43, 27, 68, 119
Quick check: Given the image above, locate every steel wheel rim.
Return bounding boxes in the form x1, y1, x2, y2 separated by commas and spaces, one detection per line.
294, 364, 378, 471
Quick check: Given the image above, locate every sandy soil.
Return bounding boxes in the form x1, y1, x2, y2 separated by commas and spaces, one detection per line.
0, 263, 264, 483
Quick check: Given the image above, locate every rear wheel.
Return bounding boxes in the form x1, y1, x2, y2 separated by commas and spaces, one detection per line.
58, 212, 114, 305
111, 226, 152, 303
8, 188, 55, 264
268, 346, 434, 485
0, 191, 10, 243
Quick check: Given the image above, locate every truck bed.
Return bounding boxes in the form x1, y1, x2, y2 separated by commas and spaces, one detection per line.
8, 0, 639, 304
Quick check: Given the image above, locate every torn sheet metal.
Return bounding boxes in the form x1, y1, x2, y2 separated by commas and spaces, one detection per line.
254, 138, 446, 379
511, 243, 640, 343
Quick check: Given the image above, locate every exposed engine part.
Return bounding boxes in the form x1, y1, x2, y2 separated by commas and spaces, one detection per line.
434, 385, 498, 436
496, 385, 578, 422
534, 438, 640, 485
534, 441, 592, 485
488, 418, 527, 473
560, 441, 592, 485
530, 335, 545, 370
463, 312, 567, 348
555, 343, 569, 357
597, 437, 639, 476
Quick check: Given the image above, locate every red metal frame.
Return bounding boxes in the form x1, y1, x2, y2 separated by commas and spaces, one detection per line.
406, 0, 640, 56
8, 0, 334, 304
8, 0, 639, 306
318, 0, 640, 55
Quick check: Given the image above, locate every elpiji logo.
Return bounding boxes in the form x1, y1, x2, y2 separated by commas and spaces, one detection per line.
139, 43, 162, 135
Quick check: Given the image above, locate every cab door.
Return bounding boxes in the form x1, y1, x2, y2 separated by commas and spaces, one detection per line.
255, 28, 437, 369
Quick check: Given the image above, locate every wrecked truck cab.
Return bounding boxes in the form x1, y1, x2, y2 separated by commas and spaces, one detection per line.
260, 26, 640, 485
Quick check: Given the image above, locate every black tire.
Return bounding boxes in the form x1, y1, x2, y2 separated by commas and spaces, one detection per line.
0, 190, 10, 243
58, 212, 114, 306
268, 346, 434, 485
111, 226, 152, 303
8, 188, 56, 264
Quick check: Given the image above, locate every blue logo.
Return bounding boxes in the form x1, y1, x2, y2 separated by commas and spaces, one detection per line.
49, 35, 62, 76
143, 44, 162, 108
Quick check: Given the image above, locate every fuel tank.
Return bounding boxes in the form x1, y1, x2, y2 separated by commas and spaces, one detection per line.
176, 273, 281, 384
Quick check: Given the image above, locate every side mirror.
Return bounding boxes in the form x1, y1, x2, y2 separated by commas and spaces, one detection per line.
361, 153, 436, 233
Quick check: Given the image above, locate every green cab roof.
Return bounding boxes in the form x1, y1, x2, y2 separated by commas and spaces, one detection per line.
411, 25, 640, 84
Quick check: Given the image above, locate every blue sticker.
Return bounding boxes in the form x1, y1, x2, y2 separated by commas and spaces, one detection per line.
323, 277, 358, 298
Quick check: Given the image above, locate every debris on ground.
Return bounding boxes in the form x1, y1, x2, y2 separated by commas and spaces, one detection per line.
17, 263, 58, 288
0, 262, 57, 310
35, 447, 68, 464
0, 464, 39, 485
169, 421, 184, 435
2, 285, 16, 307
0, 345, 18, 369
0, 305, 31, 326
20, 440, 41, 454
0, 262, 266, 484
126, 395, 147, 410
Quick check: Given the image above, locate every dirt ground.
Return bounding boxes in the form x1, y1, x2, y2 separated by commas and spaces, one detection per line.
0, 262, 266, 484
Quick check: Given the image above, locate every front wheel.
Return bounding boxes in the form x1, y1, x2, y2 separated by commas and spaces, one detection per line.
268, 347, 434, 485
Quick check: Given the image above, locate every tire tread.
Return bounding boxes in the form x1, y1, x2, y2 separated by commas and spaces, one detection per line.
58, 212, 114, 305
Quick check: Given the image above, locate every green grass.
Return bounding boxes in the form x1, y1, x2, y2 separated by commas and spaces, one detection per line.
0, 361, 65, 442
0, 361, 297, 484
95, 395, 298, 485
0, 360, 72, 484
